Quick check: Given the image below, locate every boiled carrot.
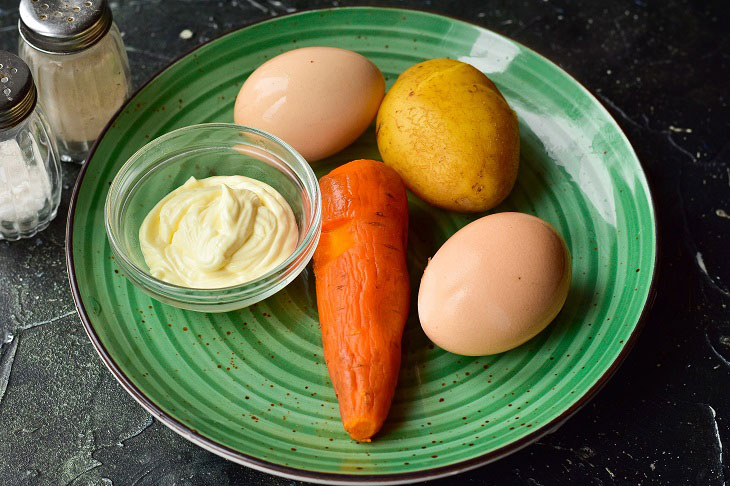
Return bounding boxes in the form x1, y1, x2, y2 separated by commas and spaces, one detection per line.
313, 159, 410, 442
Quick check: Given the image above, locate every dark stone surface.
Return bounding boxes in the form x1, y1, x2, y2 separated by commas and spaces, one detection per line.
0, 0, 728, 484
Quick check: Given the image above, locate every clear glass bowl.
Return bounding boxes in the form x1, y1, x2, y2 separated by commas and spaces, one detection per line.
105, 123, 321, 312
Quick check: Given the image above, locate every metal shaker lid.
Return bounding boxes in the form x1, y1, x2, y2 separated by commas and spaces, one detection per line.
18, 0, 112, 54
0, 51, 36, 130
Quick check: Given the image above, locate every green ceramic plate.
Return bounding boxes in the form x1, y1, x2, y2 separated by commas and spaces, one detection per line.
67, 7, 657, 484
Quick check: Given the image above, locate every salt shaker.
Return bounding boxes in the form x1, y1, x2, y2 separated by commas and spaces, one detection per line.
0, 51, 61, 241
18, 0, 131, 163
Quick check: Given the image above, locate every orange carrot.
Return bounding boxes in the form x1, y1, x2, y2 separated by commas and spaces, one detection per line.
313, 159, 410, 442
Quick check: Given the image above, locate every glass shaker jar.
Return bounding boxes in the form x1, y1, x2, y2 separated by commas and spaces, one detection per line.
0, 51, 61, 240
18, 0, 131, 163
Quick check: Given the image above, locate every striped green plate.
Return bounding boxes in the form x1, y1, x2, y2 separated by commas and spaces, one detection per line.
67, 7, 657, 484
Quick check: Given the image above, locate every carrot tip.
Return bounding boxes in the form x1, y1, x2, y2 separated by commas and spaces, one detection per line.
345, 419, 379, 442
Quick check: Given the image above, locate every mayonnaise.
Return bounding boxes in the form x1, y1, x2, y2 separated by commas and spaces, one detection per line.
139, 176, 298, 289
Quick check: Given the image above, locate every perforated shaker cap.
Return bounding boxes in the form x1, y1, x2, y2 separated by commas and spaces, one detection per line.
0, 51, 37, 130
19, 0, 112, 54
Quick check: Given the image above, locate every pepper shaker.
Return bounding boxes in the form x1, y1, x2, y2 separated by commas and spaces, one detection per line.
18, 0, 131, 164
0, 51, 61, 241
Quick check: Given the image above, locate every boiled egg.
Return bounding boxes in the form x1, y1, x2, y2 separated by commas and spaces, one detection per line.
418, 212, 572, 356
234, 47, 385, 162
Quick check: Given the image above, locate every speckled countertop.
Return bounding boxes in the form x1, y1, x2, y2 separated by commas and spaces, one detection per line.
0, 1, 728, 484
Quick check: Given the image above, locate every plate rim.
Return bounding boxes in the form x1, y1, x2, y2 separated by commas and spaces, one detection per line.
65, 6, 659, 485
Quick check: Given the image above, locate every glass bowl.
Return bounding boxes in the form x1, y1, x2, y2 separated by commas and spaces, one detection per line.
104, 123, 321, 312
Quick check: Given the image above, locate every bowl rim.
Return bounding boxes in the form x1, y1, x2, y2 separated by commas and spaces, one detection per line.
103, 122, 322, 296
65, 6, 660, 485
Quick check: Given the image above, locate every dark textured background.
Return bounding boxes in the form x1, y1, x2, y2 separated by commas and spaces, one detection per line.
0, 1, 728, 484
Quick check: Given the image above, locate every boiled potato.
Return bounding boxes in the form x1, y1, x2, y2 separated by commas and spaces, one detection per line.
376, 59, 519, 212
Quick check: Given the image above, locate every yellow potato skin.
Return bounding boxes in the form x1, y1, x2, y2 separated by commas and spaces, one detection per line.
376, 59, 519, 212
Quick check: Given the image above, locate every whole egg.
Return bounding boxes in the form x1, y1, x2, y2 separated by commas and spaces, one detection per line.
418, 212, 572, 356
234, 47, 385, 162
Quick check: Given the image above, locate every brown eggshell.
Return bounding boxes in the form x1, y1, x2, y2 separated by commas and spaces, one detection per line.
234, 47, 384, 162
418, 212, 572, 356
